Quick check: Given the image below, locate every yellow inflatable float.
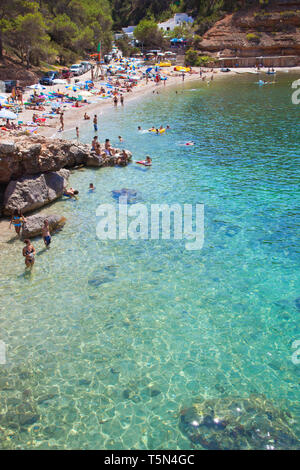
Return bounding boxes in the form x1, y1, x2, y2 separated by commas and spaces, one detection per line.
155, 62, 172, 67
149, 128, 166, 134
174, 66, 191, 72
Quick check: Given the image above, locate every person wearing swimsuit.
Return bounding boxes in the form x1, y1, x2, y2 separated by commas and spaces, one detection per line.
23, 239, 36, 269
42, 220, 51, 247
10, 209, 26, 238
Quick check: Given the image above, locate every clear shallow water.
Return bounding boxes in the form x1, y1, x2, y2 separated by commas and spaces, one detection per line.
0, 73, 299, 449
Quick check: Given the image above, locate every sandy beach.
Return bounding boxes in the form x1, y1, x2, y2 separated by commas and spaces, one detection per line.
2, 64, 299, 141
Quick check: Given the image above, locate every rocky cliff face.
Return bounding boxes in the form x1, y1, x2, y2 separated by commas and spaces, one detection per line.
198, 1, 300, 59
0, 133, 132, 216
0, 134, 131, 184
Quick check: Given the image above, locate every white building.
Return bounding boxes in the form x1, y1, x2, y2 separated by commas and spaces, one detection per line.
158, 13, 194, 32
114, 26, 136, 41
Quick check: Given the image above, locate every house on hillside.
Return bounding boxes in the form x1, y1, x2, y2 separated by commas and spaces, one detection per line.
158, 13, 194, 32
114, 26, 136, 41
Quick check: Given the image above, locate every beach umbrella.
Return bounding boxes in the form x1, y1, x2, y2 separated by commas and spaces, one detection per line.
29, 84, 45, 90
50, 101, 61, 109
0, 109, 17, 119
79, 90, 92, 97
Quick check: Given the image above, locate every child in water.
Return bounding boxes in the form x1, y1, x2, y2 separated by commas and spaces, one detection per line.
42, 220, 51, 247
89, 183, 95, 191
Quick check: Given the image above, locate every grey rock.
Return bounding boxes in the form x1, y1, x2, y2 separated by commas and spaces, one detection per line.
86, 153, 104, 167
179, 394, 299, 450
19, 413, 39, 426
0, 141, 16, 154
21, 214, 66, 239
4, 169, 70, 214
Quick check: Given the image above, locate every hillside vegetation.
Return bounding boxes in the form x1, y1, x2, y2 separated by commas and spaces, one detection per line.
0, 0, 296, 70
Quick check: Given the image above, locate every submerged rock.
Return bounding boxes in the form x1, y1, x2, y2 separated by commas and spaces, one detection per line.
111, 188, 139, 204
88, 266, 117, 288
294, 297, 300, 311
179, 394, 299, 450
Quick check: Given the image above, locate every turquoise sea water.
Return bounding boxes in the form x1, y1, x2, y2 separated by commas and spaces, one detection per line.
0, 73, 299, 449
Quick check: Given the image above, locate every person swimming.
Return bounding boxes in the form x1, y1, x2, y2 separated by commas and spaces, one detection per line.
63, 187, 79, 199
42, 219, 51, 247
23, 239, 36, 268
89, 183, 95, 191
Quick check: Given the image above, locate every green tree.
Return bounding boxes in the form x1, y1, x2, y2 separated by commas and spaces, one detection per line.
134, 19, 165, 49
0, 0, 36, 59
115, 34, 134, 57
5, 10, 52, 67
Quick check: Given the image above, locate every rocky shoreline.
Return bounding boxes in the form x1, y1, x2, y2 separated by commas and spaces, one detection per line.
0, 133, 132, 238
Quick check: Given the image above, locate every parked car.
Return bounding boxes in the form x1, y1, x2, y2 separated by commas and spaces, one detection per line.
4, 80, 17, 93
104, 55, 112, 64
70, 64, 84, 76
40, 71, 60, 85
61, 69, 73, 79
80, 61, 92, 72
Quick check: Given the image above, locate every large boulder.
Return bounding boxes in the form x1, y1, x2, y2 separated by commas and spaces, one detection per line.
86, 153, 104, 167
0, 141, 18, 184
21, 214, 66, 239
4, 169, 70, 215
179, 394, 299, 450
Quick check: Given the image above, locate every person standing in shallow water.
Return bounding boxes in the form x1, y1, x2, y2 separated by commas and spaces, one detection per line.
10, 209, 26, 238
42, 220, 51, 248
93, 115, 98, 132
23, 239, 36, 269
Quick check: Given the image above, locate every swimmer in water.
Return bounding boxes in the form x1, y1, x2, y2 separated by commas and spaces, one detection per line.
145, 156, 152, 165
89, 183, 95, 191
42, 219, 51, 248
64, 187, 79, 199
185, 141, 195, 146
138, 126, 142, 131
23, 239, 36, 269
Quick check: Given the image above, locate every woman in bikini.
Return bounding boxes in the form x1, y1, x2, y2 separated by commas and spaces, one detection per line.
23, 239, 36, 269
10, 209, 26, 238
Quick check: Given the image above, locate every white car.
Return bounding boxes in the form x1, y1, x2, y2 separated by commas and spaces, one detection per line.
81, 61, 93, 72
70, 64, 84, 76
